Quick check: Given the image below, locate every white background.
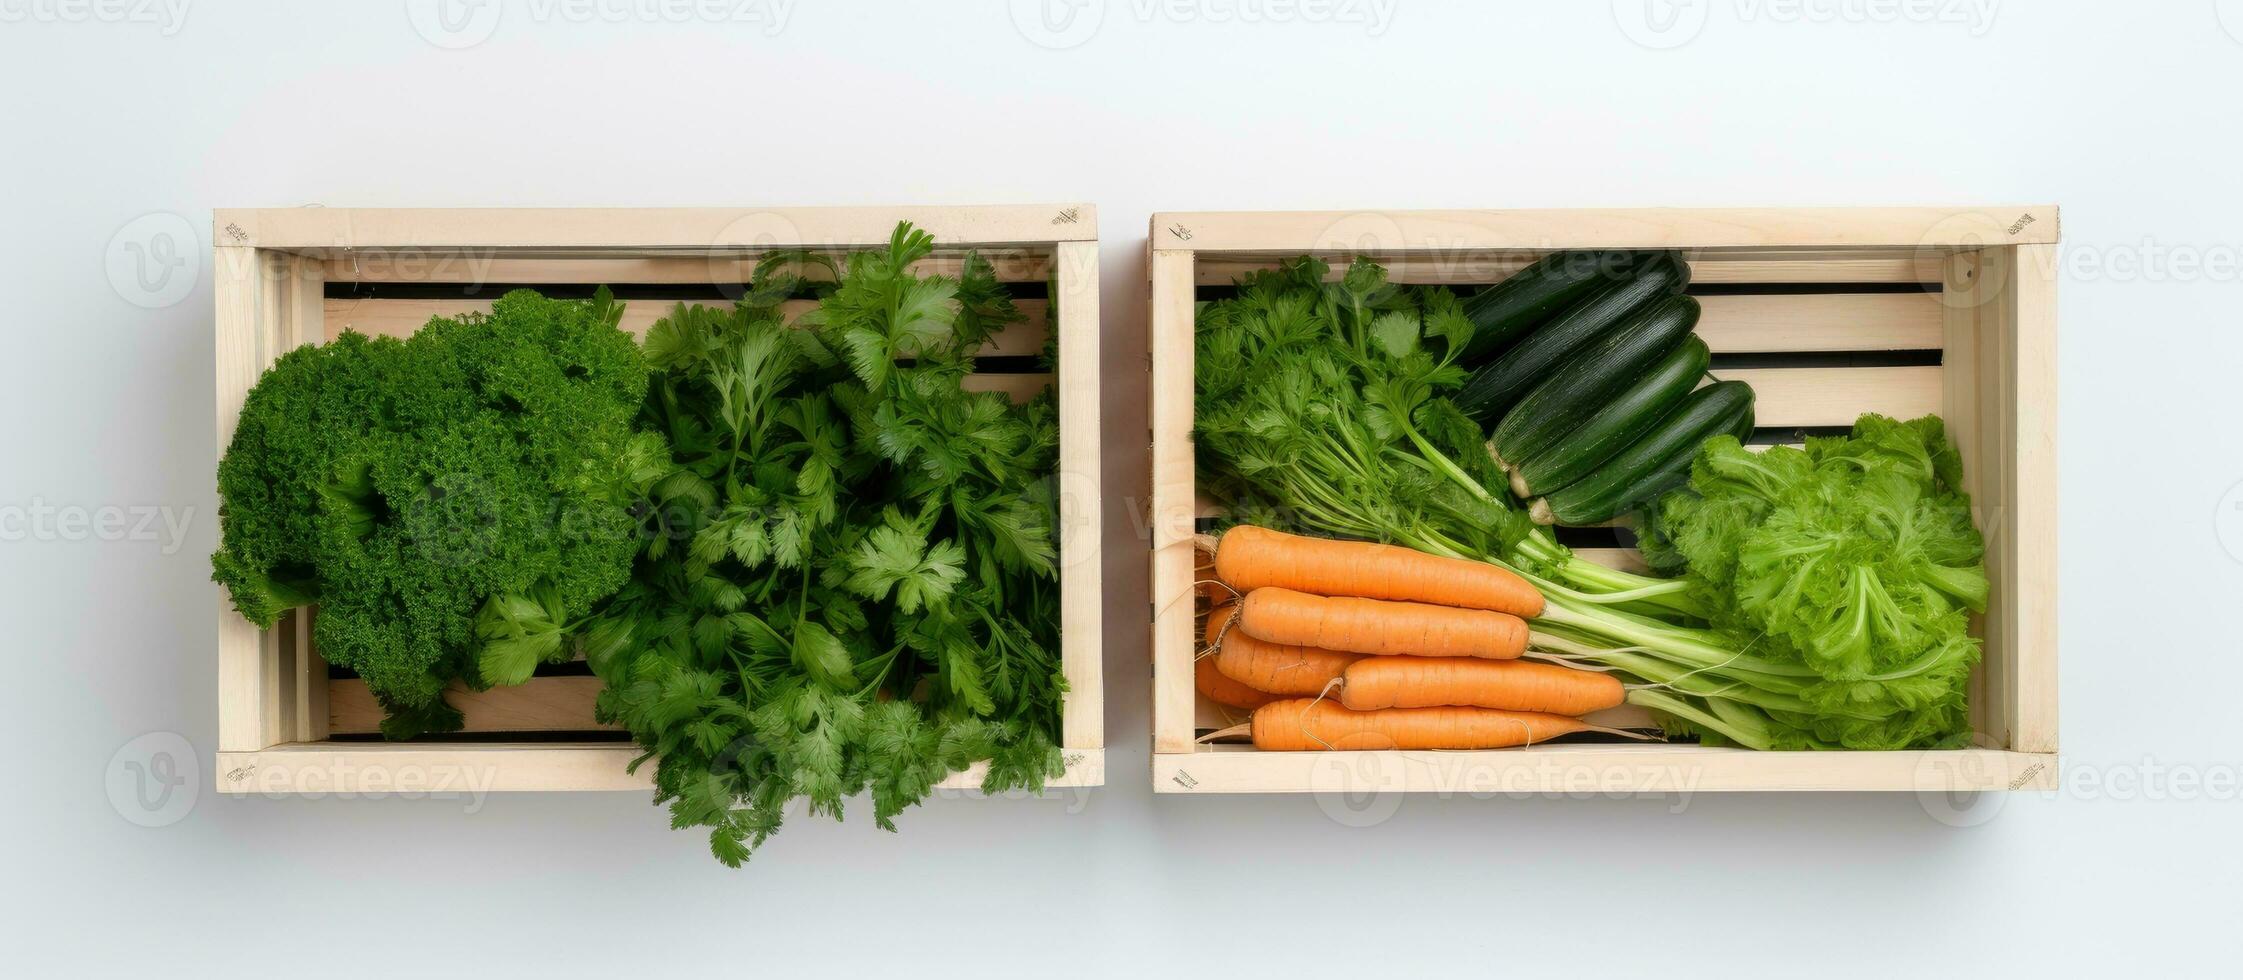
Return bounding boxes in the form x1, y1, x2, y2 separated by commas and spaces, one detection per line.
5, 0, 2239, 975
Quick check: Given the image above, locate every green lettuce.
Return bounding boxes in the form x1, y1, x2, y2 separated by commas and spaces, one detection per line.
1641, 414, 1988, 748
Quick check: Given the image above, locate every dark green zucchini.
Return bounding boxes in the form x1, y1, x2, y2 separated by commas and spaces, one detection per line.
1528, 380, 1754, 526
1453, 251, 1690, 425
1488, 294, 1701, 475
1456, 250, 1641, 364
1508, 333, 1710, 498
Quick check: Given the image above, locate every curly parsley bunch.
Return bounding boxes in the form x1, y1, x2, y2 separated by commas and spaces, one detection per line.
213, 290, 665, 737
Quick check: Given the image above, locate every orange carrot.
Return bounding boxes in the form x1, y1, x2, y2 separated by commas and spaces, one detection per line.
1225, 698, 1615, 751
1215, 525, 1544, 617
1238, 587, 1528, 660
1338, 657, 1623, 715
1196, 608, 1281, 709
1205, 605, 1360, 696
1196, 654, 1279, 710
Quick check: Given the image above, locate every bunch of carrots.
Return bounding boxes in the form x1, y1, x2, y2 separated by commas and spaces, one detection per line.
1195, 526, 1639, 751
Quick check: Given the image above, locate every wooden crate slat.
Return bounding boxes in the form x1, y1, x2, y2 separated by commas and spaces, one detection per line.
321, 251, 1056, 286
218, 744, 1106, 794
961, 372, 1053, 401
1155, 206, 2057, 252
1695, 292, 1942, 352
1053, 241, 1105, 751
1152, 745, 2057, 794
1149, 249, 1202, 754
1720, 365, 1943, 428
222, 205, 1097, 249
216, 247, 323, 752
1195, 250, 1943, 286
324, 253, 1057, 284
329, 676, 610, 735
321, 296, 1052, 356
2003, 244, 2058, 754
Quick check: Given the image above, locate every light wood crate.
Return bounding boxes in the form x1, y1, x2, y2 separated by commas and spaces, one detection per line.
213, 205, 1104, 794
1149, 207, 2057, 794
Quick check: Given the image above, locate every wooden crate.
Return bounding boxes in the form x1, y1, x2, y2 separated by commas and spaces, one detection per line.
213, 205, 1104, 793
1149, 207, 2057, 794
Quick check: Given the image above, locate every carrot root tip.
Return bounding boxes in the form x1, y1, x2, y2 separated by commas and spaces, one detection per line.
1199, 722, 1252, 744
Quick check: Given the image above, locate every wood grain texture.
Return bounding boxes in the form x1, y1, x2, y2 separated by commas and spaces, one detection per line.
1195, 250, 1946, 285
321, 252, 1056, 286
1054, 241, 1105, 751
1720, 366, 1943, 428
1152, 746, 2056, 794
2002, 244, 2059, 754
215, 246, 316, 752
1149, 249, 1200, 754
323, 296, 1051, 356
329, 676, 609, 735
1155, 206, 2058, 252
1694, 292, 1942, 352
217, 745, 1106, 794
220, 204, 1097, 249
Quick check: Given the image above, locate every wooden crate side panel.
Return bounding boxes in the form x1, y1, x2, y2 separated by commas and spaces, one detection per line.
1149, 249, 1200, 754
215, 247, 323, 752
323, 296, 1052, 356
2001, 244, 2059, 754
322, 252, 1056, 286
1054, 241, 1105, 752
1152, 747, 2057, 794
220, 205, 1098, 250
1196, 249, 1947, 286
1942, 251, 1995, 743
329, 676, 609, 735
1693, 292, 1942, 352
1722, 366, 1943, 428
217, 745, 1106, 794
1155, 206, 2058, 252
